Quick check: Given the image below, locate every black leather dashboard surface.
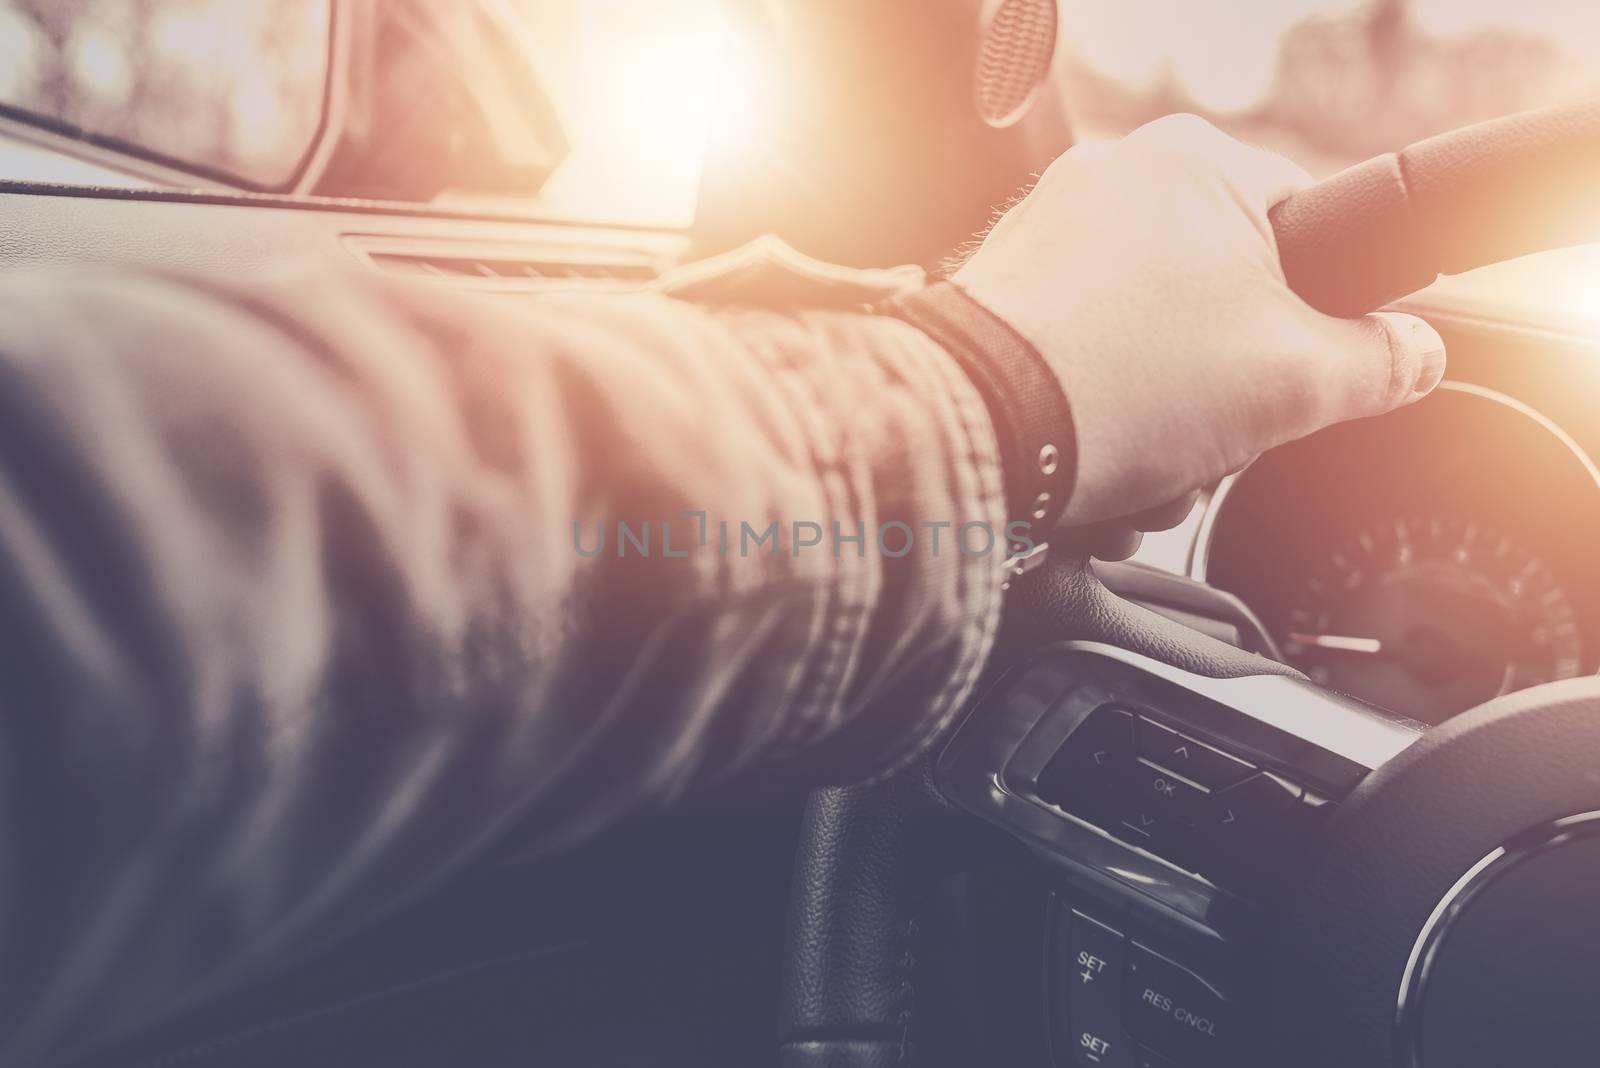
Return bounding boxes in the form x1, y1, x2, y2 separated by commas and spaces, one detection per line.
0, 183, 685, 282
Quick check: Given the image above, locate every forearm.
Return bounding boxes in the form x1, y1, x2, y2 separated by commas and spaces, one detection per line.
0, 261, 1005, 1059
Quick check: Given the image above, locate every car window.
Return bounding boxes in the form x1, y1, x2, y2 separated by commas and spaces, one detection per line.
0, 0, 727, 229
0, 0, 332, 188
1057, 0, 1600, 175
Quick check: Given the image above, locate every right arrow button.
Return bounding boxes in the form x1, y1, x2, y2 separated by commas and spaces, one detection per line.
1196, 772, 1310, 887
1202, 772, 1302, 842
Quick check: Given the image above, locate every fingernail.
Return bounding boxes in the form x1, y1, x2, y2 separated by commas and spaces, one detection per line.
1410, 318, 1447, 398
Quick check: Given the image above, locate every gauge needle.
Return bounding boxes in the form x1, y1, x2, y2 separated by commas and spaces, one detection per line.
1288, 633, 1386, 655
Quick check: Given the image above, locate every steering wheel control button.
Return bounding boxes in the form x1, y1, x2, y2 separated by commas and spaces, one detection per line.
1035, 701, 1333, 891
1072, 1025, 1130, 1067
1068, 909, 1126, 993
1124, 944, 1235, 1066
1127, 758, 1210, 825
1200, 772, 1302, 844
1191, 772, 1312, 887
1056, 908, 1133, 1067
1115, 807, 1167, 843
1135, 718, 1255, 790
1036, 706, 1136, 821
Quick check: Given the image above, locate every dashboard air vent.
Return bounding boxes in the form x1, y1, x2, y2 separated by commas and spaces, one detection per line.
345, 234, 676, 294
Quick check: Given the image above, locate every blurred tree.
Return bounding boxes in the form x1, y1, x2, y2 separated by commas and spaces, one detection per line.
1058, 0, 1599, 173
1266, 0, 1573, 160
0, 0, 329, 186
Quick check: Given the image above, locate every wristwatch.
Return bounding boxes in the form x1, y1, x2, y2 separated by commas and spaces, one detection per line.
881, 280, 1075, 586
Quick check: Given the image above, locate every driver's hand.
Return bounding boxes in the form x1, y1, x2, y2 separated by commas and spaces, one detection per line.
954, 114, 1446, 530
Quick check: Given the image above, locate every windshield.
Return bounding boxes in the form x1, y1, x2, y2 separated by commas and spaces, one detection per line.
1057, 0, 1600, 175
1057, 0, 1600, 327
445, 0, 728, 228
2, 1, 1597, 238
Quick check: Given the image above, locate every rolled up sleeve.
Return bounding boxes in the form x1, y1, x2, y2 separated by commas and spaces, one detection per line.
0, 244, 1006, 1063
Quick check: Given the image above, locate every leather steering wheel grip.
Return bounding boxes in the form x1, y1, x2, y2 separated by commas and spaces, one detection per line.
999, 555, 1299, 681
1271, 96, 1600, 317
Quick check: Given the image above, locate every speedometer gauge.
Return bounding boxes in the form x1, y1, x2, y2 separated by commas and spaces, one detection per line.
1283, 516, 1583, 724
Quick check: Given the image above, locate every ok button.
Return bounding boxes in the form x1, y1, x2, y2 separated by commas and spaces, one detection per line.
1129, 758, 1209, 825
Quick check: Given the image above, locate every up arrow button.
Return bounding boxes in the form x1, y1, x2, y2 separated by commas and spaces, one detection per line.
1135, 716, 1255, 790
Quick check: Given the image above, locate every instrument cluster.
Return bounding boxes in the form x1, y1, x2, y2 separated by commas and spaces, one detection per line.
1196, 384, 1600, 725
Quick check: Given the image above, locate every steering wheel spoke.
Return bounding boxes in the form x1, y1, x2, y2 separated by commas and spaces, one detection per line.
936, 638, 1600, 1067
938, 641, 1418, 914
937, 642, 1424, 1065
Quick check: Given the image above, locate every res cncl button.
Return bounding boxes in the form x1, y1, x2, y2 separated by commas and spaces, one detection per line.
1125, 943, 1235, 1066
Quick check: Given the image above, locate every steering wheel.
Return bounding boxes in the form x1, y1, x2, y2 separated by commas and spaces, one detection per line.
777, 100, 1600, 1068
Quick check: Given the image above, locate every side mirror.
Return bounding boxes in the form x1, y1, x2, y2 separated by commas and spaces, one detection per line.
313, 0, 569, 203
